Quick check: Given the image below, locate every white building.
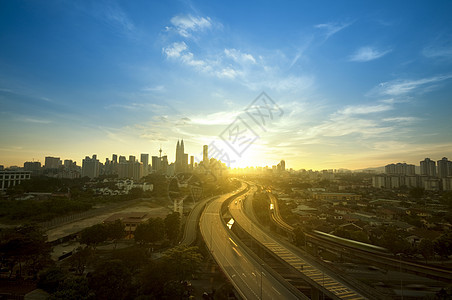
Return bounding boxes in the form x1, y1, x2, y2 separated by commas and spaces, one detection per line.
0, 171, 31, 192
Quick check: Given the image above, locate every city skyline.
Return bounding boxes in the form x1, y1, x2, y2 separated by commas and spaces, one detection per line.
1, 1, 452, 170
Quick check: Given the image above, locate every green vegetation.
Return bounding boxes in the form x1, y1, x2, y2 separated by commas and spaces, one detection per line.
38, 244, 203, 299
0, 198, 92, 223
0, 176, 152, 224
0, 225, 52, 279
253, 191, 271, 226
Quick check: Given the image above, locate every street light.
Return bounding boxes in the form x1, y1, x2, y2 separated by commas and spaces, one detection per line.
260, 264, 264, 300
396, 253, 403, 300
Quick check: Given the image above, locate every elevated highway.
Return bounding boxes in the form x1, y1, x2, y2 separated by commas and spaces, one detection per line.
199, 183, 305, 299
231, 185, 369, 300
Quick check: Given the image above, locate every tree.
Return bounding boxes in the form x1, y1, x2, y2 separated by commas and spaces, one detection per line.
293, 226, 306, 247
38, 267, 67, 294
434, 231, 452, 259
49, 275, 93, 300
67, 247, 94, 275
378, 226, 411, 255
0, 225, 51, 279
161, 245, 203, 281
418, 238, 435, 263
409, 187, 425, 199
164, 212, 181, 242
105, 220, 125, 248
134, 218, 165, 245
80, 224, 108, 249
139, 260, 172, 298
111, 246, 148, 274
89, 259, 133, 300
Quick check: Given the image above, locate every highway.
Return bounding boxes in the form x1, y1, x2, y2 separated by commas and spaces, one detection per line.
199, 184, 303, 300
180, 195, 218, 246
230, 185, 368, 300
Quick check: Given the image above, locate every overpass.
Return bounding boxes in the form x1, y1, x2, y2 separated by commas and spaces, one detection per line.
199, 183, 306, 299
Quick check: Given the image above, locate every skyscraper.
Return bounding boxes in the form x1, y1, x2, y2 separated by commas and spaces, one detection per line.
437, 157, 452, 178
420, 158, 436, 177
141, 154, 149, 166
82, 155, 100, 179
203, 145, 208, 164
44, 156, 61, 169
175, 139, 187, 173
112, 154, 118, 164
152, 156, 160, 172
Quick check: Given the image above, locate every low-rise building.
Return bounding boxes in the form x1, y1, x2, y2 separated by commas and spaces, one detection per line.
0, 170, 31, 192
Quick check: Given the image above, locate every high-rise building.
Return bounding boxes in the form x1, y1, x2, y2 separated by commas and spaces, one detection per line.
385, 163, 415, 175
82, 155, 100, 179
112, 154, 118, 164
190, 155, 194, 170
141, 154, 149, 167
280, 160, 285, 172
437, 157, 452, 178
152, 156, 160, 172
203, 145, 208, 164
44, 156, 61, 169
175, 139, 187, 173
420, 158, 436, 177
24, 161, 41, 171
119, 156, 127, 163
129, 155, 136, 163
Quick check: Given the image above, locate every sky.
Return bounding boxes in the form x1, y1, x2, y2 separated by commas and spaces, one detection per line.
1, 0, 452, 170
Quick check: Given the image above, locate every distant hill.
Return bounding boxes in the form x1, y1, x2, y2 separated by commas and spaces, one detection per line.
354, 165, 421, 174
354, 166, 385, 173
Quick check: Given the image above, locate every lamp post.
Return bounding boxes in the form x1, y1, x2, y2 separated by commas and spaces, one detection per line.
397, 253, 403, 300
260, 264, 264, 300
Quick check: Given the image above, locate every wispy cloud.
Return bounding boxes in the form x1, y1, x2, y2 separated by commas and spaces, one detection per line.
142, 85, 165, 92
337, 103, 393, 115
422, 45, 452, 60
224, 48, 256, 64
16, 116, 52, 124
373, 74, 452, 96
168, 14, 212, 38
104, 4, 135, 33
349, 46, 392, 62
382, 116, 419, 123
314, 22, 352, 39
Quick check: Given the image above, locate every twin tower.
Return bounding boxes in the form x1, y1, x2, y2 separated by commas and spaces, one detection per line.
175, 139, 188, 173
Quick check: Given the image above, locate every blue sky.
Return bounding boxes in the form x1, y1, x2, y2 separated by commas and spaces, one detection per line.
1, 0, 452, 170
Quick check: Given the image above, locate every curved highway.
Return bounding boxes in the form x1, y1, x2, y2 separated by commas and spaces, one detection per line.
230, 184, 368, 300
199, 183, 303, 299
180, 195, 218, 246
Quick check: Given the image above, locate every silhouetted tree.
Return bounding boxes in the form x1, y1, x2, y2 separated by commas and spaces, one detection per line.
418, 238, 435, 263
89, 259, 133, 300
409, 187, 425, 199
67, 247, 94, 275
434, 231, 452, 259
49, 275, 93, 300
0, 225, 51, 278
38, 267, 67, 293
111, 246, 148, 274
80, 224, 108, 249
293, 226, 306, 247
161, 245, 203, 281
105, 220, 125, 248
134, 218, 165, 245
164, 212, 180, 242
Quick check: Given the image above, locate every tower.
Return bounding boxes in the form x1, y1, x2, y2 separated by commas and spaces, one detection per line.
203, 145, 208, 164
